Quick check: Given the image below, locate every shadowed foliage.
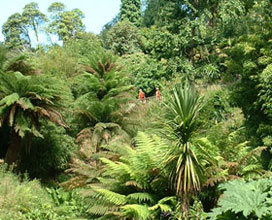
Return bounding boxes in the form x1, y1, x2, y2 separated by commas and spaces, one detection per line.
0, 71, 71, 165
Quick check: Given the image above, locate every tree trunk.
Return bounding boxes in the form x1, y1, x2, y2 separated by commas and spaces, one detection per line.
33, 21, 39, 44
181, 193, 190, 219
5, 129, 21, 166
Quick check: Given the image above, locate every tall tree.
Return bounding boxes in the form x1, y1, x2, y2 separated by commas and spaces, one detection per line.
120, 0, 142, 26
2, 2, 47, 49
48, 2, 85, 43
222, 0, 272, 150
2, 13, 31, 49
22, 2, 47, 44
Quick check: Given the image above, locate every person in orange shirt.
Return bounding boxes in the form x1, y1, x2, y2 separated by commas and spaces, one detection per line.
138, 89, 145, 101
156, 87, 161, 100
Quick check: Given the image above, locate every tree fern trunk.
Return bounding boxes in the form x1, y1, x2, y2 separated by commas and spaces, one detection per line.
5, 129, 21, 166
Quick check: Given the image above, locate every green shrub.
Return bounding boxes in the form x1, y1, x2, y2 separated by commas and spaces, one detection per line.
196, 64, 221, 82
102, 20, 143, 56
0, 165, 54, 220
209, 177, 272, 220
46, 187, 89, 219
121, 52, 166, 94
20, 122, 77, 180
37, 45, 81, 78
199, 85, 232, 128
0, 165, 89, 220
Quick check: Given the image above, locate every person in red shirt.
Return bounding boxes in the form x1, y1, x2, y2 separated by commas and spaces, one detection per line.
156, 87, 161, 100
138, 89, 145, 101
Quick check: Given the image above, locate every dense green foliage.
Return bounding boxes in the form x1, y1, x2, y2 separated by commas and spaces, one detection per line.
209, 177, 272, 219
120, 0, 142, 26
1, 0, 272, 219
47, 2, 85, 43
0, 165, 88, 220
102, 20, 143, 56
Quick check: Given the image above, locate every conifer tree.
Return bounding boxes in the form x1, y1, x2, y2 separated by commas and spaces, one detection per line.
120, 0, 142, 26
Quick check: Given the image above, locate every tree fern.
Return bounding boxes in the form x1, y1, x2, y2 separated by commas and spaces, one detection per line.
75, 132, 180, 219
0, 71, 71, 165
72, 45, 135, 155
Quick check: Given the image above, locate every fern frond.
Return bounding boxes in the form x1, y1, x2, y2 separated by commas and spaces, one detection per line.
127, 192, 155, 203
91, 187, 127, 206
121, 204, 151, 220
88, 205, 113, 216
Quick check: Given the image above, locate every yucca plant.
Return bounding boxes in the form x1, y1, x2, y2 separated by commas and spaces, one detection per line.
162, 82, 209, 214
0, 71, 71, 165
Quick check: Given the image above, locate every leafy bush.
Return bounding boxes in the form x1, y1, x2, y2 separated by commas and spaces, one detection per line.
121, 52, 166, 94
0, 165, 54, 220
141, 26, 180, 60
199, 85, 232, 128
0, 165, 89, 220
37, 46, 81, 78
20, 122, 77, 180
209, 177, 272, 220
46, 187, 89, 219
102, 20, 143, 56
196, 64, 221, 82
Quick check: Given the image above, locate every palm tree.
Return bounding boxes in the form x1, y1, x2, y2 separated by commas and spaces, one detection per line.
0, 71, 71, 165
162, 82, 206, 214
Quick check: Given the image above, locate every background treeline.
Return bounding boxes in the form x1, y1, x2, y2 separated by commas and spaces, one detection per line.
1, 0, 272, 219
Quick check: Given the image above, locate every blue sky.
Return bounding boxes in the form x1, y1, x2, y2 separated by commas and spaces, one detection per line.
0, 0, 121, 41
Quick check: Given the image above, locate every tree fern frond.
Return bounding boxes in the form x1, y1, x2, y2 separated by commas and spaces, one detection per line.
125, 181, 143, 190
91, 187, 127, 206
88, 205, 113, 216
149, 204, 172, 213
16, 97, 34, 110
121, 204, 151, 220
100, 158, 132, 178
0, 93, 19, 106
127, 192, 155, 203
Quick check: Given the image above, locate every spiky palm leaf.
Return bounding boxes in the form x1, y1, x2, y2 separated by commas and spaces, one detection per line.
162, 83, 205, 197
